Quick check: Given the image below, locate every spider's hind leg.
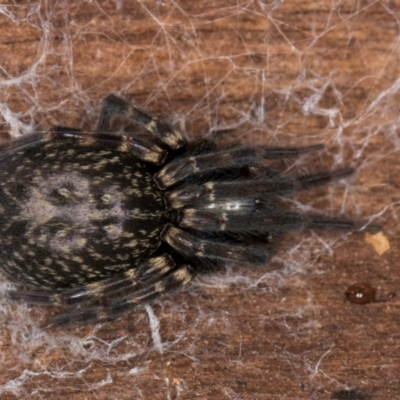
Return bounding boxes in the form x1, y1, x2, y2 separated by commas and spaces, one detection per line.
42, 263, 195, 329
8, 255, 195, 328
50, 126, 167, 165
7, 255, 177, 308
95, 94, 186, 150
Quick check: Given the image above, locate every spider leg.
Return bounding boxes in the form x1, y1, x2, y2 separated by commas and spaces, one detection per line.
154, 144, 324, 189
95, 94, 186, 150
48, 126, 168, 165
161, 224, 273, 265
7, 255, 176, 307
0, 129, 166, 166
42, 263, 194, 328
164, 168, 354, 210
0, 132, 44, 154
175, 208, 375, 233
297, 168, 354, 189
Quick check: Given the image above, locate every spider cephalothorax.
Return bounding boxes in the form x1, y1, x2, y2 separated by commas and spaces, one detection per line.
0, 95, 378, 328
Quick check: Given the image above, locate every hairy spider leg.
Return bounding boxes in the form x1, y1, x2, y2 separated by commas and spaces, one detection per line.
7, 255, 177, 307
176, 209, 369, 233
41, 264, 194, 328
95, 94, 186, 150
161, 224, 273, 266
154, 143, 324, 189
50, 126, 168, 165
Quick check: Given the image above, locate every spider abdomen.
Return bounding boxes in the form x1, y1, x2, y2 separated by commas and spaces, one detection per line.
0, 135, 167, 289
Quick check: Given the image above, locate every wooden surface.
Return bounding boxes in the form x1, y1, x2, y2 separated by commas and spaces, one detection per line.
0, 1, 399, 399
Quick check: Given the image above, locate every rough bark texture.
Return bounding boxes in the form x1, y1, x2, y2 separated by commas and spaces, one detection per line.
0, 1, 398, 399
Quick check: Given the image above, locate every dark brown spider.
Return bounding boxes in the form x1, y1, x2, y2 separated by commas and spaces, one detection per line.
0, 95, 379, 328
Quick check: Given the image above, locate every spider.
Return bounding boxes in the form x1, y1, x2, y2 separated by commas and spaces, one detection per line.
0, 94, 378, 328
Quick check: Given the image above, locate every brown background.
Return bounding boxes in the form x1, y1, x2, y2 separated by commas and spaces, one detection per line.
0, 1, 399, 399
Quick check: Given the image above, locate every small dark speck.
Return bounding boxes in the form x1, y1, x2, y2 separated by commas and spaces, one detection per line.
345, 283, 376, 304
332, 388, 371, 400
345, 283, 395, 304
